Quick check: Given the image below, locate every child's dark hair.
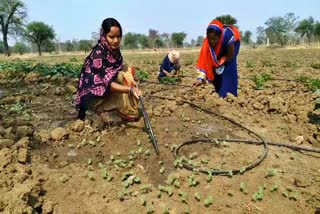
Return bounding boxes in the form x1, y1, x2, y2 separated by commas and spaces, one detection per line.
207, 28, 221, 37
101, 18, 122, 37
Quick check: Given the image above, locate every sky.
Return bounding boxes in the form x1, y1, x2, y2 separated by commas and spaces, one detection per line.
22, 0, 320, 43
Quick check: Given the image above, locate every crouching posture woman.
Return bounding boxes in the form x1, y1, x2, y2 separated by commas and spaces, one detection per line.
75, 18, 141, 125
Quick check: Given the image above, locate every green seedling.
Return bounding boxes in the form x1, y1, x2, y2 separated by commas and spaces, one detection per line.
147, 205, 154, 214
98, 162, 105, 169
59, 175, 69, 183
188, 173, 199, 187
289, 192, 299, 201
246, 60, 255, 68
87, 172, 95, 181
194, 192, 201, 201
240, 182, 248, 194
10, 103, 24, 114
114, 159, 127, 168
252, 73, 272, 90
88, 140, 96, 146
121, 170, 134, 181
170, 144, 178, 152
187, 160, 199, 167
206, 171, 213, 182
158, 185, 174, 197
87, 158, 92, 165
163, 207, 170, 214
185, 207, 191, 214
137, 147, 143, 154
140, 184, 152, 194
178, 191, 188, 204
136, 70, 149, 82
252, 186, 264, 201
204, 196, 213, 208
102, 171, 113, 182
270, 181, 280, 192
140, 195, 147, 206
189, 152, 198, 159
240, 167, 246, 174
173, 158, 183, 168
128, 161, 134, 168
144, 149, 151, 156
166, 176, 180, 188
159, 76, 181, 84
282, 191, 289, 198
267, 168, 277, 177
134, 176, 141, 183
160, 167, 165, 174
227, 191, 234, 197
201, 158, 209, 164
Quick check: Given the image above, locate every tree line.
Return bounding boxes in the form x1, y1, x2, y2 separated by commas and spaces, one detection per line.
1, 0, 320, 56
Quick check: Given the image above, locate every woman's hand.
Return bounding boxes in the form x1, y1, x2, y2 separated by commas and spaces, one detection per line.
130, 87, 142, 99
193, 80, 203, 87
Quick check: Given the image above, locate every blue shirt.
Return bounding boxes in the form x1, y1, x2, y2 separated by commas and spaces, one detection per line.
219, 26, 236, 58
159, 55, 176, 77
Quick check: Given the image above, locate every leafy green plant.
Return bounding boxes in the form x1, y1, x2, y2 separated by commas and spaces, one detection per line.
270, 181, 280, 192
135, 70, 149, 82
311, 62, 320, 69
10, 103, 24, 114
101, 169, 113, 182
69, 57, 78, 62
178, 191, 188, 204
240, 182, 248, 194
140, 184, 152, 194
159, 76, 181, 84
296, 76, 320, 91
188, 173, 199, 187
158, 185, 174, 197
140, 195, 147, 206
160, 167, 165, 174
194, 192, 201, 201
288, 192, 299, 201
252, 186, 264, 201
163, 207, 170, 214
267, 168, 278, 177
204, 196, 213, 208
283, 60, 296, 67
261, 59, 275, 67
246, 60, 255, 68
252, 73, 272, 90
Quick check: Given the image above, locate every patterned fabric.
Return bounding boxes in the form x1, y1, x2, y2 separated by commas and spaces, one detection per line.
75, 28, 123, 106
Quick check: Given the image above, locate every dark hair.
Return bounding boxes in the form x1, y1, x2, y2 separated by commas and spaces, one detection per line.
101, 18, 122, 38
206, 28, 221, 37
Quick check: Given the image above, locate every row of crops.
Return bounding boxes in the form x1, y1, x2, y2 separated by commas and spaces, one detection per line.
0, 61, 82, 78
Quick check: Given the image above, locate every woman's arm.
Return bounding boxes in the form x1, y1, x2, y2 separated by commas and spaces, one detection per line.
218, 42, 235, 65
162, 69, 172, 77
110, 82, 141, 99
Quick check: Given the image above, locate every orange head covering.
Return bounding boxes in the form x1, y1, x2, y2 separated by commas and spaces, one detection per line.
196, 19, 225, 81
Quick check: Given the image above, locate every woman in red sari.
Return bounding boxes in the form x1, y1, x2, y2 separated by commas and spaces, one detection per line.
194, 19, 241, 98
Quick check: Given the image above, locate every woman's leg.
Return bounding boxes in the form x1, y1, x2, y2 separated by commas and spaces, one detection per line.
94, 70, 140, 122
